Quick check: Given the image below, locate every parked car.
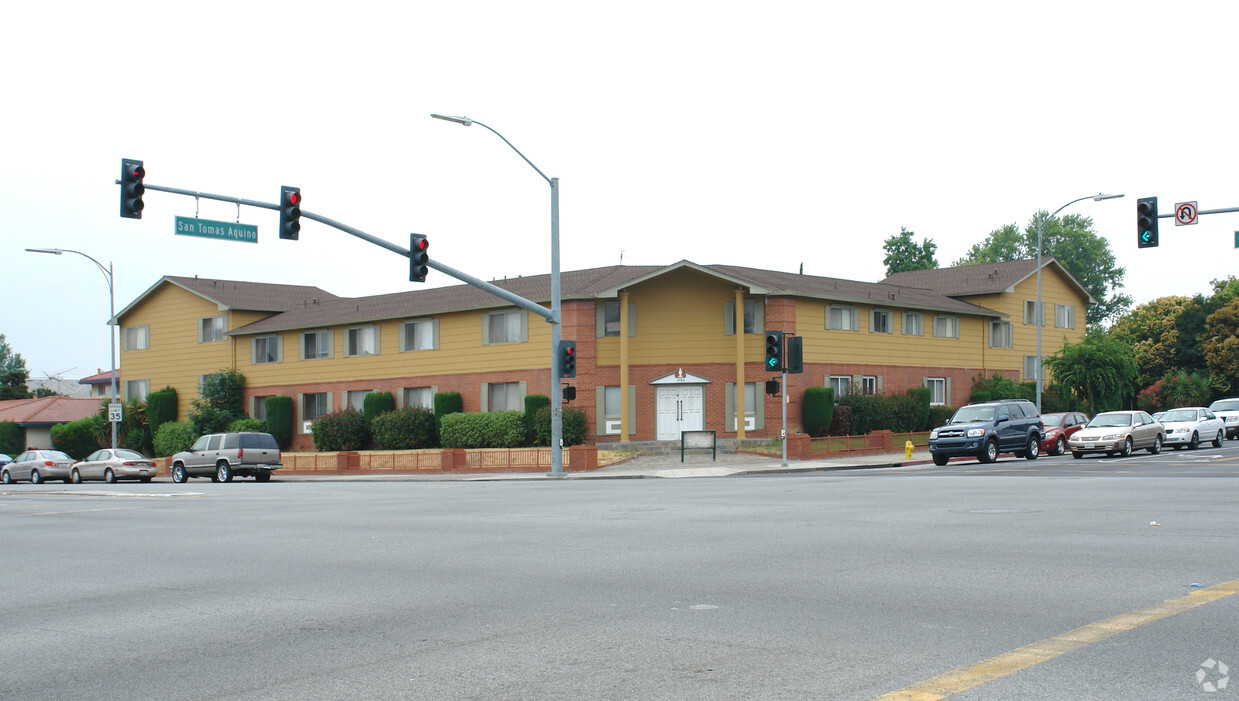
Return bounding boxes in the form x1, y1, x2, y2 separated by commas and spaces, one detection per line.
1158, 407, 1226, 450
0, 453, 11, 467
170, 431, 282, 483
1207, 398, 1239, 440
1, 449, 75, 484
1151, 411, 1165, 422
70, 448, 159, 483
1068, 411, 1163, 458
1039, 412, 1089, 456
928, 399, 1043, 466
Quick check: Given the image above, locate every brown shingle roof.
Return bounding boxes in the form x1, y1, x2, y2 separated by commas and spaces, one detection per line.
0, 397, 102, 426
164, 276, 339, 311
880, 259, 1044, 296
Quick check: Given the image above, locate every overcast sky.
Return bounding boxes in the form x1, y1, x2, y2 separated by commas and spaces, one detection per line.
4, 1, 1238, 385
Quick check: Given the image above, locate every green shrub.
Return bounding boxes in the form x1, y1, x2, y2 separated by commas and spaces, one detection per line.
970, 372, 1031, 401
363, 392, 396, 426
51, 417, 104, 459
0, 420, 23, 455
524, 394, 550, 443
529, 406, 587, 446
969, 390, 992, 404
906, 387, 932, 431
228, 417, 268, 433
146, 386, 178, 436
94, 398, 152, 455
265, 396, 294, 450
830, 404, 852, 436
439, 411, 526, 449
154, 421, 197, 457
311, 409, 371, 452
372, 407, 438, 449
802, 387, 835, 437
835, 394, 894, 435
189, 369, 246, 434
928, 405, 956, 428
433, 392, 463, 436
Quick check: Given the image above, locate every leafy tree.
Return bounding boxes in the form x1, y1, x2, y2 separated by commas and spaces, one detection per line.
882, 227, 939, 276
1044, 331, 1137, 412
189, 369, 246, 435
1108, 296, 1196, 388
1200, 298, 1239, 394
0, 334, 33, 401
954, 212, 1131, 326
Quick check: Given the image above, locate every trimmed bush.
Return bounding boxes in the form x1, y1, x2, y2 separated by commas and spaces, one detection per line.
311, 409, 370, 452
146, 386, 178, 436
906, 387, 932, 431
51, 417, 104, 460
829, 404, 852, 436
228, 417, 268, 433
928, 405, 955, 428
802, 387, 835, 437
969, 390, 992, 404
835, 394, 894, 436
530, 406, 587, 447
363, 392, 396, 426
0, 420, 22, 456
524, 394, 550, 443
189, 369, 246, 435
154, 421, 197, 457
372, 407, 438, 449
265, 396, 294, 450
433, 392, 463, 436
439, 411, 525, 449
887, 393, 924, 432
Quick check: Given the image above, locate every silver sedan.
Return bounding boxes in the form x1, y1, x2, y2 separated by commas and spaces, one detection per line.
70, 448, 159, 483
1159, 407, 1226, 450
1068, 411, 1164, 458
1, 450, 75, 483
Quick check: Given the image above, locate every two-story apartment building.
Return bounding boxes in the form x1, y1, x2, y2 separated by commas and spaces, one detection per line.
113, 258, 1091, 451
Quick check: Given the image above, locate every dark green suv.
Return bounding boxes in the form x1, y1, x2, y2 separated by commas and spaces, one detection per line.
928, 400, 1044, 466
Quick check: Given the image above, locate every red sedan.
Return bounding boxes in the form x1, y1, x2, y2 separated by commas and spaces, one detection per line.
1040, 412, 1089, 456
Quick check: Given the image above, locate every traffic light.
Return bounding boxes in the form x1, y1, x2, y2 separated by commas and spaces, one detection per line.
559, 340, 576, 378
279, 186, 301, 240
1137, 197, 1159, 248
119, 159, 145, 219
409, 234, 429, 282
765, 330, 784, 372
765, 379, 780, 396
562, 385, 577, 402
786, 335, 803, 374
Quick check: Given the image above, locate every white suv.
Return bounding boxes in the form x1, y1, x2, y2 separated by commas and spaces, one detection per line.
1209, 398, 1239, 440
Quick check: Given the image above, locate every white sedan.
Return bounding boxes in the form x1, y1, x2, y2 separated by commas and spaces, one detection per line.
1159, 407, 1226, 450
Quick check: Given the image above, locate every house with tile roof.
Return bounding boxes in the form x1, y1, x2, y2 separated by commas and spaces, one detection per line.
113, 259, 1090, 451
0, 396, 103, 451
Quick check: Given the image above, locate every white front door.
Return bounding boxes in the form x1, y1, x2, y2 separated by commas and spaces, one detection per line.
656, 385, 704, 440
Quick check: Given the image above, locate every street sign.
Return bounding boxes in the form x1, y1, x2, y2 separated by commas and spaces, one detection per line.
1175, 201, 1198, 226
108, 403, 123, 423
175, 216, 258, 243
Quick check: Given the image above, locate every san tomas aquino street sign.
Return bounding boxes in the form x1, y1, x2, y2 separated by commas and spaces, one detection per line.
174, 216, 258, 243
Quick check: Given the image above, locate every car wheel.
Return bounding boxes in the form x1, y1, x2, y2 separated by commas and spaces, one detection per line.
979, 438, 999, 464
171, 463, 187, 484
1188, 432, 1199, 450
31, 469, 42, 484
104, 468, 116, 484
216, 462, 233, 483
1055, 437, 1067, 456
1120, 437, 1133, 457
1148, 435, 1161, 455
1, 470, 10, 484
1025, 435, 1039, 460
1072, 451, 1083, 460
70, 469, 82, 484
1213, 431, 1224, 448
932, 454, 949, 466
255, 471, 271, 482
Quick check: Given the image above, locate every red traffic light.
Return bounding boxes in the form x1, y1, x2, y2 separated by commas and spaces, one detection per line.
287, 191, 300, 206
414, 237, 428, 251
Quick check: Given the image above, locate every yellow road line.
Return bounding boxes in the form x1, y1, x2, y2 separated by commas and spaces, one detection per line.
872, 578, 1239, 700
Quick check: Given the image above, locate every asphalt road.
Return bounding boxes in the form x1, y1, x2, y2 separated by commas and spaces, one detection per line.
2, 441, 1237, 700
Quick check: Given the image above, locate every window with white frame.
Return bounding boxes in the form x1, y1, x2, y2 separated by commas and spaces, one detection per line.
345, 325, 378, 357
403, 386, 433, 409
924, 377, 947, 406
485, 310, 524, 345
199, 316, 226, 343
1024, 355, 1041, 381
603, 386, 622, 432
989, 321, 1013, 348
1055, 304, 1075, 329
400, 319, 436, 351
902, 312, 923, 336
253, 395, 272, 421
724, 298, 761, 335
486, 382, 523, 412
829, 375, 852, 396
347, 390, 372, 411
870, 309, 892, 334
1024, 300, 1044, 326
302, 330, 331, 360
124, 379, 149, 402
122, 325, 149, 350
827, 305, 859, 331
252, 335, 281, 364
861, 376, 878, 395
303, 392, 330, 428
933, 315, 960, 338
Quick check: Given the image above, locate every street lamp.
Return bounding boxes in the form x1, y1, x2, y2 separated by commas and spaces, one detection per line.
431, 114, 565, 476
1035, 193, 1124, 413
26, 247, 119, 449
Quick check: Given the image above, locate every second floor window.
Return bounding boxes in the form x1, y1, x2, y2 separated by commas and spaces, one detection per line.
345, 326, 378, 357
199, 316, 226, 343
724, 298, 761, 335
253, 335, 280, 364
828, 306, 859, 331
989, 321, 1013, 348
303, 330, 331, 360
122, 325, 149, 350
870, 309, 892, 334
902, 312, 923, 336
1055, 304, 1075, 329
933, 315, 960, 339
485, 310, 525, 345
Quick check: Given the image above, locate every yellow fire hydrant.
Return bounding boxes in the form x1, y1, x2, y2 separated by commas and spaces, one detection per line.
905, 440, 914, 459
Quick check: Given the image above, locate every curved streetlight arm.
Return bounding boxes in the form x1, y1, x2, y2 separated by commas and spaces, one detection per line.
431, 114, 552, 185
26, 247, 112, 294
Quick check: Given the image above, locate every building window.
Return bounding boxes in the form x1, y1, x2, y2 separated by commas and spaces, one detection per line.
870, 309, 892, 334
829, 375, 851, 397
861, 376, 878, 395
404, 386, 433, 409
303, 392, 330, 427
253, 396, 272, 421
989, 321, 1013, 348
924, 377, 947, 406
827, 306, 859, 331
1024, 300, 1045, 326
603, 386, 622, 433
902, 312, 923, 336
400, 319, 436, 352
1055, 304, 1075, 329
122, 325, 149, 351
302, 330, 331, 360
1024, 355, 1041, 381
346, 390, 372, 411
253, 335, 281, 364
724, 298, 762, 335
486, 382, 523, 412
933, 315, 960, 339
345, 325, 379, 357
199, 316, 226, 343
727, 382, 759, 431
485, 310, 525, 345
124, 379, 149, 402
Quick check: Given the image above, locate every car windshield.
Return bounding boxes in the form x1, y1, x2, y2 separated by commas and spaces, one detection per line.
1089, 413, 1133, 428
114, 449, 146, 460
41, 451, 72, 461
1041, 415, 1064, 427
1160, 409, 1198, 423
1209, 400, 1239, 412
950, 406, 996, 423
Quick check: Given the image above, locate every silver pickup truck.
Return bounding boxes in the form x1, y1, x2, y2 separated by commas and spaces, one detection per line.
170, 431, 282, 483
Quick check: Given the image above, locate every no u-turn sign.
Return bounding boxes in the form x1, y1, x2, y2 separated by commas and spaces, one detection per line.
1175, 201, 1198, 226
